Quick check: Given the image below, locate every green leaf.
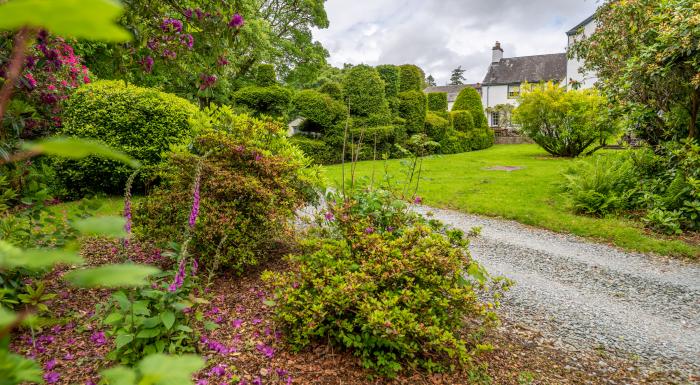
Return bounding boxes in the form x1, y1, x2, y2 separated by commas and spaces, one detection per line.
136, 354, 204, 385
203, 321, 219, 331
65, 264, 160, 288
73, 216, 127, 238
263, 299, 276, 307
23, 137, 140, 168
161, 311, 175, 330
0, 0, 131, 42
100, 365, 137, 385
0, 306, 17, 329
466, 262, 487, 284
136, 328, 161, 339
131, 301, 150, 316
0, 241, 84, 270
175, 325, 193, 333
0, 350, 43, 384
103, 312, 124, 325
115, 333, 134, 349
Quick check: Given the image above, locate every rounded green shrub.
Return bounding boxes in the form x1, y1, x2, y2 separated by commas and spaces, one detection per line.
289, 135, 338, 164
398, 64, 424, 92
451, 110, 475, 132
256, 64, 277, 86
266, 189, 506, 378
54, 80, 199, 197
427, 92, 448, 112
452, 87, 487, 127
342, 65, 387, 117
465, 128, 495, 151
425, 112, 450, 141
376, 64, 400, 98
318, 81, 343, 100
135, 107, 321, 273
233, 85, 292, 117
292, 89, 348, 131
398, 90, 427, 134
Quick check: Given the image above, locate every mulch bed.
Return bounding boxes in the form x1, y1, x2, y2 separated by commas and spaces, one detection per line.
9, 239, 696, 385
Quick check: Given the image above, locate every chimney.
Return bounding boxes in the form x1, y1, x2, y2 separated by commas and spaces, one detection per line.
492, 41, 503, 63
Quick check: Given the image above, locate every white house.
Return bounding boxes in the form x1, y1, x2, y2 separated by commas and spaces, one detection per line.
423, 84, 481, 111
480, 41, 567, 127
566, 15, 597, 90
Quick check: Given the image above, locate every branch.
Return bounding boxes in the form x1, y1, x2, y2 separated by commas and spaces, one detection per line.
0, 27, 33, 140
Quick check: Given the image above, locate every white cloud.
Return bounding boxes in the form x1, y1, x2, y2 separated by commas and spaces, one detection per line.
313, 0, 598, 85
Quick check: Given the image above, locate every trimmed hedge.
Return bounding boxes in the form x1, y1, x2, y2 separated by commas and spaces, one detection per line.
451, 110, 475, 132
54, 80, 198, 197
233, 85, 292, 117
376, 64, 400, 98
398, 91, 427, 134
256, 64, 277, 86
343, 65, 387, 117
425, 112, 450, 142
292, 89, 347, 132
318, 81, 343, 100
289, 135, 337, 165
452, 87, 487, 127
398, 64, 424, 92
427, 92, 448, 112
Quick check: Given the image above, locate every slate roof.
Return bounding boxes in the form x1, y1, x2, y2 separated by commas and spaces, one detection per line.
423, 83, 480, 102
566, 14, 595, 36
482, 53, 567, 85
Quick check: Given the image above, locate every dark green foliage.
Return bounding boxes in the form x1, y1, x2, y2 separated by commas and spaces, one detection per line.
398, 91, 427, 134
425, 112, 450, 142
398, 64, 424, 92
232, 85, 292, 117
289, 135, 337, 164
318, 81, 343, 100
427, 92, 448, 112
342, 65, 386, 117
376, 64, 400, 98
54, 80, 198, 197
452, 87, 487, 127
266, 189, 507, 378
256, 64, 278, 86
451, 110, 475, 132
135, 108, 321, 273
292, 89, 348, 132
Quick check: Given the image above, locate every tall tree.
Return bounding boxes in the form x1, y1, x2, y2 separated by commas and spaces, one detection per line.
426, 74, 436, 87
570, 0, 699, 142
449, 66, 466, 85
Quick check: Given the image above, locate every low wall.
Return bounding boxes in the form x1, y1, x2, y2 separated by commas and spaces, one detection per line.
493, 128, 533, 145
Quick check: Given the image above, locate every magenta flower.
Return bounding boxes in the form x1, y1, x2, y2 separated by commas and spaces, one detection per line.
141, 55, 154, 73
228, 13, 244, 28
161, 18, 183, 33
44, 359, 57, 370
252, 318, 262, 325
168, 258, 187, 292
180, 34, 194, 49
324, 212, 334, 221
256, 343, 274, 358
188, 173, 201, 228
232, 319, 243, 328
24, 72, 37, 88
209, 364, 226, 376
183, 9, 193, 20
252, 376, 262, 385
217, 56, 230, 66
44, 372, 60, 384
365, 227, 374, 234
192, 258, 199, 275
413, 196, 423, 204
90, 331, 106, 345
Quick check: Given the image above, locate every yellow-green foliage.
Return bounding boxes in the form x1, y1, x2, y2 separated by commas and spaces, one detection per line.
425, 111, 450, 141
292, 89, 348, 131
427, 92, 448, 112
398, 64, 424, 92
318, 81, 343, 100
376, 64, 400, 98
256, 64, 277, 86
451, 110, 475, 132
54, 80, 199, 197
452, 87, 487, 127
343, 65, 387, 117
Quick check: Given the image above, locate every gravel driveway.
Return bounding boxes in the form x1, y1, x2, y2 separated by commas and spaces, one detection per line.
413, 206, 700, 376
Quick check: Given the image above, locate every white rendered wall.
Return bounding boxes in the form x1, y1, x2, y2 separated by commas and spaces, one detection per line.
481, 84, 518, 126
566, 20, 598, 89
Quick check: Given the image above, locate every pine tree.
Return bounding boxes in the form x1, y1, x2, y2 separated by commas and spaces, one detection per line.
449, 66, 466, 85
426, 74, 437, 87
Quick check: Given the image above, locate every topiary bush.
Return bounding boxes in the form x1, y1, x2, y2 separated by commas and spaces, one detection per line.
292, 89, 347, 132
465, 128, 495, 151
451, 110, 475, 132
376, 64, 400, 98
265, 189, 508, 378
425, 112, 450, 142
318, 81, 343, 100
427, 92, 448, 112
452, 87, 487, 127
134, 106, 322, 273
232, 85, 292, 117
398, 91, 427, 134
256, 63, 277, 86
343, 65, 387, 117
289, 135, 338, 165
398, 64, 424, 92
53, 80, 199, 197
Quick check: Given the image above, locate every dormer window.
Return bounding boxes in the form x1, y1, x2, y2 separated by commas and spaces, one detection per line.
508, 84, 520, 99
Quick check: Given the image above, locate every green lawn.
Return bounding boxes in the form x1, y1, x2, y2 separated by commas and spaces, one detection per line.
323, 144, 700, 258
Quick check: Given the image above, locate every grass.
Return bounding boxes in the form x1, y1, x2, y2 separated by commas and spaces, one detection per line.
323, 144, 700, 258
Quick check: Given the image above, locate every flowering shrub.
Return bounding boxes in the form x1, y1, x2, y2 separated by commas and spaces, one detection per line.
135, 108, 322, 273
265, 189, 508, 378
53, 80, 199, 197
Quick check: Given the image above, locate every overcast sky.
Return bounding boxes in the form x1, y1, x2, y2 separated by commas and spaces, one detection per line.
312, 0, 599, 85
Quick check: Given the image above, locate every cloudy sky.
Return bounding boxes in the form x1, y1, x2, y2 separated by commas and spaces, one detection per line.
312, 0, 598, 85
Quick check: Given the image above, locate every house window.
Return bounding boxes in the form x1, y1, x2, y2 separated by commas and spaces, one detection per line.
507, 84, 520, 99
491, 112, 499, 127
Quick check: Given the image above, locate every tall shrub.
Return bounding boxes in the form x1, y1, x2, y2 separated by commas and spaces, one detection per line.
54, 80, 198, 197
256, 64, 277, 86
398, 91, 427, 134
292, 89, 347, 131
398, 64, 424, 92
452, 87, 487, 127
376, 64, 400, 98
318, 81, 343, 100
232, 85, 292, 117
513, 84, 614, 157
427, 92, 448, 112
451, 110, 474, 132
425, 112, 449, 142
342, 65, 386, 117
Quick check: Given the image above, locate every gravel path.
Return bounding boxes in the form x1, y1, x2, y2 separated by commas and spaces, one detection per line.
413, 206, 700, 375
